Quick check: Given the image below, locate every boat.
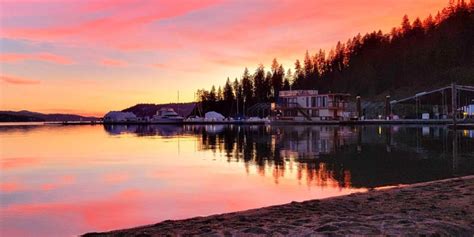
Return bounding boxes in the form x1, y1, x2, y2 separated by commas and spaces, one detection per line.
151, 108, 184, 124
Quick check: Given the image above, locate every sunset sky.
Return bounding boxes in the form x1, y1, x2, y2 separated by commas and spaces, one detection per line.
0, 0, 447, 117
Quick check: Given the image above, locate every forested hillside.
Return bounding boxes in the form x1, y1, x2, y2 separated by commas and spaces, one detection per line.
196, 1, 473, 116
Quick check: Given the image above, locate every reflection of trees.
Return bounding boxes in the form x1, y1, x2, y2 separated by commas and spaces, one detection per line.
193, 125, 353, 188
103, 124, 474, 189
191, 125, 474, 189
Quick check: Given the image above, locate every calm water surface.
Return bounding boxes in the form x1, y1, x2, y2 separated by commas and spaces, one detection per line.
1, 124, 473, 236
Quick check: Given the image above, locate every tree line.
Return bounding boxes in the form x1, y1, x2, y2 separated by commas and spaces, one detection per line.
196, 1, 474, 117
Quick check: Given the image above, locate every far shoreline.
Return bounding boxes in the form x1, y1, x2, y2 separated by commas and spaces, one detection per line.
84, 175, 474, 236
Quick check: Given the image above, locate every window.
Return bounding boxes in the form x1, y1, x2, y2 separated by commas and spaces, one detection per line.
311, 97, 316, 107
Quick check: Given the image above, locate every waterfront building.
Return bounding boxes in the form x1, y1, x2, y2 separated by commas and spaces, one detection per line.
275, 90, 352, 121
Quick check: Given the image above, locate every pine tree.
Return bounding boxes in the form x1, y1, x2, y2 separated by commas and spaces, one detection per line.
209, 86, 217, 103
217, 86, 223, 101
401, 15, 411, 34
293, 60, 304, 89
241, 67, 253, 105
270, 58, 284, 99
223, 77, 234, 102
253, 64, 266, 102
233, 78, 243, 114
283, 68, 293, 90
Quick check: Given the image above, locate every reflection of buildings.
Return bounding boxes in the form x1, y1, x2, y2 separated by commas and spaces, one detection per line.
277, 126, 356, 159
103, 124, 183, 137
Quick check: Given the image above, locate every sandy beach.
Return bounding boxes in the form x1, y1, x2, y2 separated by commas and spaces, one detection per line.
83, 175, 474, 236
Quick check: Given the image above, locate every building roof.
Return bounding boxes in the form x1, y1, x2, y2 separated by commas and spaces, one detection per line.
279, 90, 350, 97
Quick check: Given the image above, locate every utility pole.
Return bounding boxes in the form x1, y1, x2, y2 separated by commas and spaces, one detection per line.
236, 96, 239, 115
243, 97, 246, 118
356, 96, 362, 120
385, 95, 391, 120
451, 82, 457, 127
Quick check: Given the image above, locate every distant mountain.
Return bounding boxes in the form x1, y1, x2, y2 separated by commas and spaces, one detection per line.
0, 110, 100, 122
122, 103, 196, 117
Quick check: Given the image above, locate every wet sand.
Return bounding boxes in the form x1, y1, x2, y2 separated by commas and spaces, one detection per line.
84, 176, 474, 236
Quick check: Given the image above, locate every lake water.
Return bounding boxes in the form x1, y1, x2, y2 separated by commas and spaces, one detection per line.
1, 124, 473, 236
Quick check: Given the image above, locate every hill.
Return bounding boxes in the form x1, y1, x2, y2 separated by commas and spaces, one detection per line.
0, 110, 100, 122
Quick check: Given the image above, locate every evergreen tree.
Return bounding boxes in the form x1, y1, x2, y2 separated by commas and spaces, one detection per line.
283, 68, 293, 90
270, 58, 284, 99
293, 60, 304, 89
303, 50, 313, 88
217, 86, 223, 101
209, 86, 217, 103
241, 67, 253, 105
401, 15, 411, 34
253, 64, 267, 102
233, 78, 243, 114
223, 77, 234, 102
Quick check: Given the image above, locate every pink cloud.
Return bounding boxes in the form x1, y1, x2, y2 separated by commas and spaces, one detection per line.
102, 172, 129, 184
1, 157, 40, 170
150, 63, 166, 68
40, 175, 76, 191
101, 59, 128, 67
1, 0, 222, 50
0, 182, 24, 193
0, 52, 73, 64
0, 74, 41, 85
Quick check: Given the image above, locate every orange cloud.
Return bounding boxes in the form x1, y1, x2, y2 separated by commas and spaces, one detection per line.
1, 0, 222, 50
1, 52, 73, 64
40, 175, 76, 191
101, 59, 128, 67
1, 157, 40, 170
0, 74, 40, 85
102, 172, 130, 184
150, 63, 166, 68
0, 182, 24, 192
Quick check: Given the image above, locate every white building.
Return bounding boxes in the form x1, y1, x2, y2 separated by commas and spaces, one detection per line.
103, 111, 137, 123
276, 90, 352, 121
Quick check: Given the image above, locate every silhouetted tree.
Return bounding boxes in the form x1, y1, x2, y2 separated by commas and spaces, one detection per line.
241, 67, 253, 106
271, 58, 284, 100
253, 64, 267, 102
223, 78, 234, 102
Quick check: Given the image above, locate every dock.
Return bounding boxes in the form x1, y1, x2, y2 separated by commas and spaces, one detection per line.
44, 119, 474, 126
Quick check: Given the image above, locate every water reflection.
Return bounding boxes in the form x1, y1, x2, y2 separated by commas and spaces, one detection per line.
1, 124, 473, 236
104, 124, 474, 188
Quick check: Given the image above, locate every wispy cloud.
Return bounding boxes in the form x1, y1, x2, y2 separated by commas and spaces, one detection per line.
1, 0, 222, 50
0, 74, 41, 85
150, 63, 166, 68
0, 52, 73, 64
101, 59, 128, 67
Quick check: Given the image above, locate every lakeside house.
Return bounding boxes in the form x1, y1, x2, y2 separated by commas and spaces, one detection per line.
275, 90, 353, 121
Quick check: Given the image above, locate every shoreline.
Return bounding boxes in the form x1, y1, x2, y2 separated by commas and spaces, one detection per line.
84, 175, 474, 236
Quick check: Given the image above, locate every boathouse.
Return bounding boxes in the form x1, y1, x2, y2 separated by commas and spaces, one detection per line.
275, 90, 352, 121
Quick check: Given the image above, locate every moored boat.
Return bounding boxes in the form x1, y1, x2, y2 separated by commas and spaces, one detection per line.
151, 108, 184, 124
